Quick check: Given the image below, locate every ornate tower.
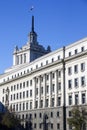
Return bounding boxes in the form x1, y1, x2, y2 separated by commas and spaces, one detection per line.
13, 16, 51, 66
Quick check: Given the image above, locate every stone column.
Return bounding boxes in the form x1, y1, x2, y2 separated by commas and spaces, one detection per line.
79, 91, 81, 105
22, 54, 24, 64
55, 70, 58, 106
19, 55, 21, 64
33, 77, 36, 109
49, 72, 52, 107
38, 75, 41, 108
43, 74, 46, 108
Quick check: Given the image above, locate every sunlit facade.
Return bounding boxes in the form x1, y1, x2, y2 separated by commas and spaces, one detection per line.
0, 16, 87, 130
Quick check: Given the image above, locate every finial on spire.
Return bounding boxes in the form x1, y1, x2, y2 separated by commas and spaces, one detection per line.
32, 15, 34, 32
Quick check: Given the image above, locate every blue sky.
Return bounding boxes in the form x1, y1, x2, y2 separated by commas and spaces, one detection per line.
0, 0, 87, 74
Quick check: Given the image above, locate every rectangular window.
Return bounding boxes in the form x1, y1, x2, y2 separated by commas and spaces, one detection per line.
30, 90, 32, 97
58, 55, 60, 60
35, 101, 38, 108
41, 62, 43, 67
41, 77, 43, 82
36, 65, 38, 69
13, 105, 15, 111
19, 104, 21, 111
51, 123, 53, 129
39, 113, 42, 118
30, 80, 32, 86
57, 123, 60, 129
14, 94, 15, 100
23, 103, 25, 110
46, 99, 49, 107
51, 112, 53, 118
39, 123, 42, 129
23, 82, 25, 88
11, 95, 12, 101
27, 69, 29, 73
81, 63, 85, 71
26, 90, 29, 98
46, 60, 48, 65
69, 95, 72, 105
75, 49, 78, 54
58, 82, 61, 90
24, 53, 26, 63
46, 85, 49, 93
58, 97, 61, 106
51, 98, 54, 107
57, 111, 60, 117
26, 114, 28, 119
52, 73, 55, 79
75, 94, 79, 105
20, 83, 22, 89
41, 87, 43, 94
14, 85, 16, 91
26, 102, 28, 110
40, 100, 43, 108
81, 76, 85, 86
11, 86, 13, 91
82, 93, 85, 104
74, 78, 78, 87
74, 65, 78, 73
16, 104, 18, 111
69, 111, 72, 117
81, 46, 84, 52
20, 92, 22, 99
68, 67, 72, 75
36, 88, 38, 95
34, 123, 37, 128
52, 84, 55, 92
34, 113, 37, 118
68, 80, 72, 89
46, 74, 49, 80
69, 52, 71, 57
17, 93, 18, 99
26, 81, 29, 87
30, 102, 32, 109
52, 58, 54, 62
36, 78, 38, 83
23, 91, 25, 98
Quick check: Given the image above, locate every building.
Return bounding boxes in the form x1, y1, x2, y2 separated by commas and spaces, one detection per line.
0, 16, 87, 130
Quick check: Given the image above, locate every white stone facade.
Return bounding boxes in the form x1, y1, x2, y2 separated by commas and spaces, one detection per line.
0, 16, 87, 130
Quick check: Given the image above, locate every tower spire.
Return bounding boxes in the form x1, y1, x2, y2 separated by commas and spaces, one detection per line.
29, 16, 37, 44
32, 15, 34, 32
